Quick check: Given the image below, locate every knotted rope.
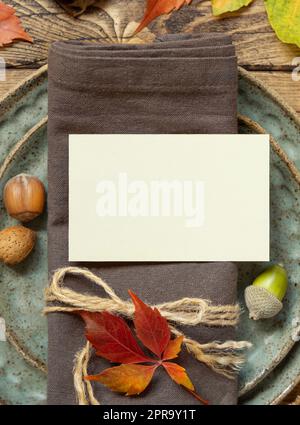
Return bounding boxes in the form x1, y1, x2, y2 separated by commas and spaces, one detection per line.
45, 266, 251, 405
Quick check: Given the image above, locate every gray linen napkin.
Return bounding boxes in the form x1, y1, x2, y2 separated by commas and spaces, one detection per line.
47, 33, 238, 405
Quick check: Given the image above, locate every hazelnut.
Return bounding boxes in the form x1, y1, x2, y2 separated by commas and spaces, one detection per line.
3, 174, 46, 222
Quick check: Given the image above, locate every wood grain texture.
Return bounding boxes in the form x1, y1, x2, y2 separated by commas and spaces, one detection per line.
251, 72, 300, 114
1, 0, 300, 68
0, 70, 34, 98
284, 388, 300, 405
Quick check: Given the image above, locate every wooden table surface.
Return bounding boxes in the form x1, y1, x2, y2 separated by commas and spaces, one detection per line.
0, 0, 299, 404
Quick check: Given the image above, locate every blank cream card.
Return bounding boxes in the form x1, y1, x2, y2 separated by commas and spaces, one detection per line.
69, 134, 269, 261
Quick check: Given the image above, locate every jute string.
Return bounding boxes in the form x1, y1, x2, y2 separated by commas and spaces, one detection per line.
45, 266, 251, 405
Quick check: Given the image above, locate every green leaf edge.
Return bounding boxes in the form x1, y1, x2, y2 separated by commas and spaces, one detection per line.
264, 0, 300, 48
212, 0, 254, 16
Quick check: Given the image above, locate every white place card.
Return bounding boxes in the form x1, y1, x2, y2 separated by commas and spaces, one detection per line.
69, 134, 269, 262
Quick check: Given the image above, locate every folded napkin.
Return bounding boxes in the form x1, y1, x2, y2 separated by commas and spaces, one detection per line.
47, 33, 238, 405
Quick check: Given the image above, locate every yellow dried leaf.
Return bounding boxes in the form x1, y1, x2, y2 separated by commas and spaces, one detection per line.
212, 0, 254, 16
264, 0, 300, 47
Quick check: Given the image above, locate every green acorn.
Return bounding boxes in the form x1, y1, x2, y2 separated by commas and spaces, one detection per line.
245, 264, 288, 320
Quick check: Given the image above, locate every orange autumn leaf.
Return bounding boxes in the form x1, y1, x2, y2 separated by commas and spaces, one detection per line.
87, 364, 157, 396
0, 2, 32, 47
163, 335, 184, 360
162, 361, 194, 390
79, 291, 207, 403
134, 0, 193, 34
163, 362, 209, 405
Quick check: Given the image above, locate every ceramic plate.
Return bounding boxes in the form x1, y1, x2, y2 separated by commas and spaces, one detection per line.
0, 66, 299, 405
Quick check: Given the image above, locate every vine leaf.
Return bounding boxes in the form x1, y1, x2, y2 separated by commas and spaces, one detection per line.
86, 364, 158, 395
163, 362, 208, 404
77, 310, 153, 364
78, 291, 207, 403
211, 0, 254, 16
162, 361, 194, 390
0, 2, 33, 47
264, 0, 300, 48
134, 0, 192, 34
163, 335, 184, 360
129, 289, 170, 358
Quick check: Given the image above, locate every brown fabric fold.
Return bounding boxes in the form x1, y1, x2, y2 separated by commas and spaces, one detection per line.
47, 33, 238, 405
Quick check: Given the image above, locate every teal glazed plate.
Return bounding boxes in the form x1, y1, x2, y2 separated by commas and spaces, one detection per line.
0, 66, 299, 405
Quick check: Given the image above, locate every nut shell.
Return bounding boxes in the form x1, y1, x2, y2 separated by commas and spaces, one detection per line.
3, 174, 45, 222
252, 264, 287, 301
245, 286, 283, 320
0, 225, 36, 265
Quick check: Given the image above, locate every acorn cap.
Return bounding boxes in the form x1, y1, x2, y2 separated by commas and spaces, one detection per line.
245, 286, 283, 320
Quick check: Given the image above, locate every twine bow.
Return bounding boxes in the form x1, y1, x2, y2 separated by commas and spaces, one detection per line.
45, 266, 251, 405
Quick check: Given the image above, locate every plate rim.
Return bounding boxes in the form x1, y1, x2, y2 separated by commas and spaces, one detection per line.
238, 66, 300, 130
0, 65, 47, 117
271, 371, 300, 405
0, 64, 299, 405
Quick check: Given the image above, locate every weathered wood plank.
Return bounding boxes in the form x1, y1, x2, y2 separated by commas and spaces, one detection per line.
1, 0, 300, 69
283, 387, 300, 405
252, 71, 300, 113
0, 69, 34, 99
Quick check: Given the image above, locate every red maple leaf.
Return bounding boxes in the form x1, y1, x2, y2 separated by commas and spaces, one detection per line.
0, 2, 33, 47
78, 291, 208, 404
